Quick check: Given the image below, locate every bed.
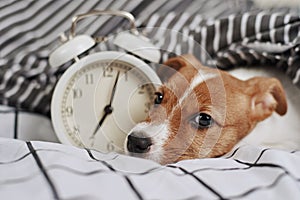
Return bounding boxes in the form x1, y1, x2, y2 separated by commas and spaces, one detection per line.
1, 0, 300, 199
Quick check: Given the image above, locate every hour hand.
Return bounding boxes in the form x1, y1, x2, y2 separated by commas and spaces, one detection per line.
91, 105, 113, 139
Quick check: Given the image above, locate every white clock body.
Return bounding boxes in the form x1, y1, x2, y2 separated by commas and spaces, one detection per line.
51, 51, 161, 153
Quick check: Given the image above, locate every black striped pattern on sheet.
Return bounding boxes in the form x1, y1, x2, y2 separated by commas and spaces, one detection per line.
0, 138, 299, 199
0, 0, 299, 116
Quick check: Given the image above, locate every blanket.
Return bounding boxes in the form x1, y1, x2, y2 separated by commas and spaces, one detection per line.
1, 138, 300, 200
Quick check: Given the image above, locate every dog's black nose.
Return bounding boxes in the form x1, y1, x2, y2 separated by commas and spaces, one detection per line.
127, 132, 152, 153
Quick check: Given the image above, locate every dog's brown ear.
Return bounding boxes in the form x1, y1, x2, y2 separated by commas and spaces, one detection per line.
157, 54, 201, 82
246, 77, 287, 122
157, 56, 188, 82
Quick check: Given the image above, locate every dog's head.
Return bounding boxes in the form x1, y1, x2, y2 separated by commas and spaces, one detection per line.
125, 54, 287, 164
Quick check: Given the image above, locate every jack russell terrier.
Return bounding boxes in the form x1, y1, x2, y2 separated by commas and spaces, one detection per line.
125, 54, 300, 165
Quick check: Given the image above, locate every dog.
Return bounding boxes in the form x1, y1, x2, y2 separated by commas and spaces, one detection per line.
124, 54, 300, 165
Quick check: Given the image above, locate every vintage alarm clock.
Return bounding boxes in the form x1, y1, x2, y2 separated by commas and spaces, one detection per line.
49, 10, 162, 153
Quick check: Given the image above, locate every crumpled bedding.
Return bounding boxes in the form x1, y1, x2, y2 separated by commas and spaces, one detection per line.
1, 0, 299, 115
1, 137, 300, 200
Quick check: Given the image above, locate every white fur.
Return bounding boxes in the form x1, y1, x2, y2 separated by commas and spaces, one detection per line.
179, 70, 217, 104
125, 121, 170, 163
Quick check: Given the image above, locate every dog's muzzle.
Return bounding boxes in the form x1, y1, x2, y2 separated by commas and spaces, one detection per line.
126, 131, 152, 153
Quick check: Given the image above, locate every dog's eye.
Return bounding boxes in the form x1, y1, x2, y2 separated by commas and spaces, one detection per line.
154, 92, 164, 104
190, 113, 213, 129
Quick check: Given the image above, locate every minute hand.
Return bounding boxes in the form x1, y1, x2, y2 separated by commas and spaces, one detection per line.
91, 71, 120, 138
109, 70, 120, 105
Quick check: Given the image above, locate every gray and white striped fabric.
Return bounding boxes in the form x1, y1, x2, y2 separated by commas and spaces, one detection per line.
0, 0, 299, 115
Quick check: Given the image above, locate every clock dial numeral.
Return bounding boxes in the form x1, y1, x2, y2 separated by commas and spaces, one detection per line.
64, 106, 73, 116
144, 102, 151, 113
73, 126, 80, 134
103, 66, 113, 77
73, 88, 83, 99
124, 70, 128, 81
138, 85, 145, 94
72, 126, 81, 141
73, 126, 84, 146
85, 73, 94, 85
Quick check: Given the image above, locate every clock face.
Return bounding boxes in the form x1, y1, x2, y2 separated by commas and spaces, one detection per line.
51, 53, 160, 153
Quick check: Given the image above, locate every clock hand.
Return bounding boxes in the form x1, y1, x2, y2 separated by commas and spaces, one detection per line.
90, 71, 120, 139
91, 105, 113, 138
109, 70, 120, 105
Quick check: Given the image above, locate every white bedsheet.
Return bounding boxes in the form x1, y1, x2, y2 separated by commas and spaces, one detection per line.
0, 137, 300, 200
